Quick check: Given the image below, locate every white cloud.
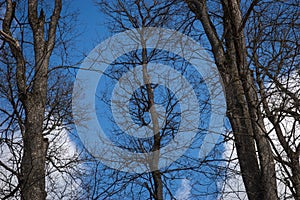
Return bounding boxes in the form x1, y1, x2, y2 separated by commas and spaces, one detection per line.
0, 126, 82, 199
220, 71, 299, 200
175, 178, 191, 200
45, 127, 82, 199
219, 137, 247, 200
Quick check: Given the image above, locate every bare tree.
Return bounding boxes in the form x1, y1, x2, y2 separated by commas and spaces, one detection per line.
1, 0, 295, 199
248, 2, 300, 198
0, 0, 83, 199
74, 1, 227, 199
80, 40, 223, 200
184, 0, 299, 199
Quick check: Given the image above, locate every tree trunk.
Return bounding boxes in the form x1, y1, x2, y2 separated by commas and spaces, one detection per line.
21, 97, 49, 200
185, 0, 278, 199
1, 0, 62, 199
141, 35, 164, 200
291, 156, 300, 199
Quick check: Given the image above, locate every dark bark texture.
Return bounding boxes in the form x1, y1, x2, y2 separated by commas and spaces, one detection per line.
1, 0, 62, 199
185, 0, 278, 199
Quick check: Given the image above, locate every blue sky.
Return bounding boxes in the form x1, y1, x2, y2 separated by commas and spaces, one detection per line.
72, 0, 108, 52
0, 1, 229, 199
68, 1, 226, 199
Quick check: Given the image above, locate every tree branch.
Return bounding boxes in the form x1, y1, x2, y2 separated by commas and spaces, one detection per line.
1, 0, 27, 96
184, 0, 225, 69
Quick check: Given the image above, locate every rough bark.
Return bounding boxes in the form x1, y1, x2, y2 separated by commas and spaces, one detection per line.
1, 0, 62, 199
185, 0, 278, 199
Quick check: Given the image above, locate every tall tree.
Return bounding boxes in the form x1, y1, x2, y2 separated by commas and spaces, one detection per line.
0, 0, 67, 199
184, 0, 299, 199
80, 0, 225, 199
